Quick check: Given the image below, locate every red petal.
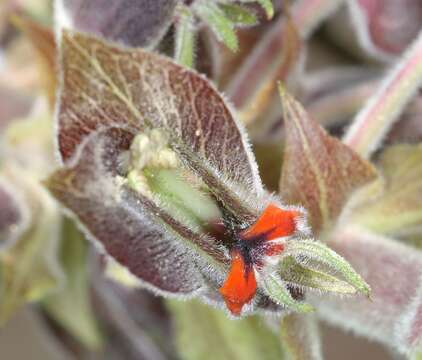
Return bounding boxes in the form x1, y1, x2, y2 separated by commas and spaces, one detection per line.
219, 249, 257, 315
241, 203, 299, 241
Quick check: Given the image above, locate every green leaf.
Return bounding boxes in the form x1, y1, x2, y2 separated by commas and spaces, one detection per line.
195, 1, 238, 51
238, 0, 274, 20
413, 351, 422, 360
43, 218, 102, 350
284, 239, 370, 297
167, 299, 284, 360
174, 6, 196, 67
0, 168, 63, 324
142, 168, 222, 232
262, 273, 314, 313
350, 144, 422, 243
257, 0, 274, 19
219, 3, 257, 25
280, 256, 358, 295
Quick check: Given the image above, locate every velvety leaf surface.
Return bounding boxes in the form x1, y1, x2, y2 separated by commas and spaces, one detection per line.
47, 127, 219, 297
280, 256, 359, 295
57, 30, 263, 220
56, 0, 177, 47
278, 86, 377, 234
283, 239, 370, 297
313, 227, 422, 354
168, 299, 284, 360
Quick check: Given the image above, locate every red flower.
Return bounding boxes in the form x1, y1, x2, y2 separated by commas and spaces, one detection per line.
220, 204, 299, 315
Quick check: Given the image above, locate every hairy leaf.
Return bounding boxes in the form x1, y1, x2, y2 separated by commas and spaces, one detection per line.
280, 314, 323, 360
174, 6, 196, 68
47, 128, 220, 297
396, 279, 422, 355
284, 239, 370, 296
56, 0, 177, 47
168, 299, 284, 360
43, 218, 102, 350
350, 144, 422, 240
262, 273, 314, 313
256, 0, 274, 19
343, 31, 422, 158
278, 85, 377, 234
280, 256, 358, 295
57, 30, 263, 222
219, 3, 258, 26
194, 1, 238, 52
238, 0, 274, 20
314, 227, 422, 354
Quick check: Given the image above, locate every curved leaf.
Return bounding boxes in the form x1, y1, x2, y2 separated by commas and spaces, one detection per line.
284, 239, 370, 296
280, 256, 358, 295
47, 128, 222, 297
194, 1, 238, 52
350, 144, 422, 241
262, 273, 314, 313
57, 30, 263, 221
56, 0, 177, 48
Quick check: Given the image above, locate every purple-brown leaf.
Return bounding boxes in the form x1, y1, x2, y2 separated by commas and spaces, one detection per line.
47, 127, 225, 296
278, 85, 377, 234
313, 227, 422, 355
56, 0, 177, 48
57, 30, 263, 221
349, 0, 422, 58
